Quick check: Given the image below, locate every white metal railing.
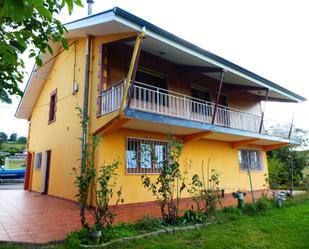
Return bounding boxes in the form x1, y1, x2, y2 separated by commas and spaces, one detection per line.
99, 79, 297, 141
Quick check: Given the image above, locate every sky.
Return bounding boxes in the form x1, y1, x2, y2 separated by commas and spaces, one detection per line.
0, 0, 309, 137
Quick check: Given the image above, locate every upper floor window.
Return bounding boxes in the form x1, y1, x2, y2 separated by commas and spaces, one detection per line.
126, 137, 168, 174
35, 152, 42, 170
48, 89, 57, 124
238, 149, 263, 171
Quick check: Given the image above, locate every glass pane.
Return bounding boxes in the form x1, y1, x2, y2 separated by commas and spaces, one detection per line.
140, 143, 152, 168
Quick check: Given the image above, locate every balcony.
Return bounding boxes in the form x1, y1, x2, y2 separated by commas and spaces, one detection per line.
99, 80, 298, 142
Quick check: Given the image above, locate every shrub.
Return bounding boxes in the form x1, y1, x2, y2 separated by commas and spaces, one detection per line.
182, 209, 206, 224
243, 202, 258, 215
66, 228, 89, 249
255, 196, 272, 212
187, 161, 222, 215
101, 223, 136, 242
141, 136, 188, 225
133, 215, 162, 231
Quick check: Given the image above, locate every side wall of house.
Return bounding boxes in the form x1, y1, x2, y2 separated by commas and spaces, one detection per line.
97, 128, 268, 205
28, 39, 86, 200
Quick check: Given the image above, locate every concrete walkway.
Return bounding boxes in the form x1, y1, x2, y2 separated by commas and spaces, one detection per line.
0, 189, 263, 244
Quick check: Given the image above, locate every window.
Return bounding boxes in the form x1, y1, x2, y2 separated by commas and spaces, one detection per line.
238, 149, 263, 171
35, 152, 42, 170
126, 137, 169, 174
48, 89, 57, 123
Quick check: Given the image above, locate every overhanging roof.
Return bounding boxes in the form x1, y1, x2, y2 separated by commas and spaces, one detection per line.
15, 7, 306, 120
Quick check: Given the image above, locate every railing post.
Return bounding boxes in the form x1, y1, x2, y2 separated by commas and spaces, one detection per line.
259, 89, 269, 133
211, 70, 224, 124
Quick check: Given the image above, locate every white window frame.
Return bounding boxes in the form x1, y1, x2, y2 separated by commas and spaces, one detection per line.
238, 148, 263, 172
126, 137, 169, 174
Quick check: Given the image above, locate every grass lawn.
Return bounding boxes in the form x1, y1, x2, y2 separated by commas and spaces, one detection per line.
0, 200, 308, 249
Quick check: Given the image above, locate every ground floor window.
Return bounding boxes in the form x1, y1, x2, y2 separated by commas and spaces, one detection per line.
238, 149, 263, 171
35, 152, 42, 170
126, 137, 168, 174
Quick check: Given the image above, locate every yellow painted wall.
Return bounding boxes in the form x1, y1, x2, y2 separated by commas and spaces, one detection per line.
98, 128, 268, 205
28, 39, 86, 200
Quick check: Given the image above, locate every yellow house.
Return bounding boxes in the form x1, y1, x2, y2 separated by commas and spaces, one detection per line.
15, 7, 306, 205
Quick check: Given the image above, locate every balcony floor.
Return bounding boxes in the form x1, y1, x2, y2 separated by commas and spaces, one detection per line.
122, 108, 293, 147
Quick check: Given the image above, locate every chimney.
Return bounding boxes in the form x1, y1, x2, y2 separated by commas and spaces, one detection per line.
87, 0, 94, 15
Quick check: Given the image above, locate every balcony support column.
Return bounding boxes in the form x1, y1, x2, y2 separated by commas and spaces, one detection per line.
259, 89, 269, 133
211, 70, 225, 125
120, 30, 145, 112
288, 104, 297, 139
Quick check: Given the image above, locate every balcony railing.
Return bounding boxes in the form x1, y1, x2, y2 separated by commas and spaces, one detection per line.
99, 79, 298, 141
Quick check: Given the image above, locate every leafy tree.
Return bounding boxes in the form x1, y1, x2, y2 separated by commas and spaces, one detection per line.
0, 132, 8, 143
9, 133, 17, 142
17, 136, 27, 144
267, 128, 309, 189
0, 0, 83, 103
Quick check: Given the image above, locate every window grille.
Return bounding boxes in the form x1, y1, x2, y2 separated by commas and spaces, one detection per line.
126, 137, 169, 174
238, 149, 263, 171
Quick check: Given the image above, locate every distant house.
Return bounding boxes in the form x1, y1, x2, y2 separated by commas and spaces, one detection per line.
16, 7, 305, 205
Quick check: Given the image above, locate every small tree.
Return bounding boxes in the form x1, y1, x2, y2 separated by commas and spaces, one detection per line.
141, 137, 188, 225
187, 162, 221, 215
92, 161, 123, 229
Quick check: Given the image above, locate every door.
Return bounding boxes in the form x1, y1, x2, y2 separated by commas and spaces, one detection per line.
41, 150, 51, 194
24, 152, 33, 190
217, 95, 230, 126
191, 87, 212, 118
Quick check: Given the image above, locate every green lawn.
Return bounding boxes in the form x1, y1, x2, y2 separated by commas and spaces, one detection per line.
0, 201, 309, 249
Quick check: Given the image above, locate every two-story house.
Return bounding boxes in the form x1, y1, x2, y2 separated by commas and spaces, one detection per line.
16, 7, 305, 206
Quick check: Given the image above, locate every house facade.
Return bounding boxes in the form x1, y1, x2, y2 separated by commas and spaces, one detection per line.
16, 7, 305, 205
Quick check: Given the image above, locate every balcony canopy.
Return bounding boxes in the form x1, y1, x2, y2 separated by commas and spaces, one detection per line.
16, 7, 306, 120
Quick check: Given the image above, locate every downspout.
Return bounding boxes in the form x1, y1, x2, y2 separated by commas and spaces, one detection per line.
81, 0, 94, 174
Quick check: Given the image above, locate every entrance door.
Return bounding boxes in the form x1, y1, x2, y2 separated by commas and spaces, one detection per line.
24, 152, 33, 190
41, 150, 51, 194
217, 95, 230, 126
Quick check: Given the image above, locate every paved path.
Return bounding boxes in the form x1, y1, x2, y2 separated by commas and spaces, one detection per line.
0, 190, 82, 243
0, 189, 263, 244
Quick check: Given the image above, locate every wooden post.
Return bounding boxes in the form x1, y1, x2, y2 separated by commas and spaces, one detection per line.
259, 89, 269, 133
127, 37, 143, 107
120, 31, 145, 113
211, 70, 224, 124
